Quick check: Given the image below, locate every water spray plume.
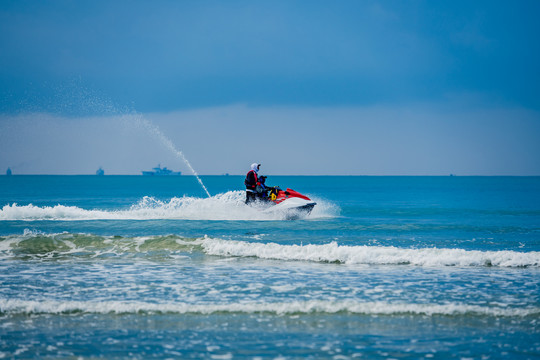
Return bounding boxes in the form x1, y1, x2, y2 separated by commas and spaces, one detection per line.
132, 115, 211, 198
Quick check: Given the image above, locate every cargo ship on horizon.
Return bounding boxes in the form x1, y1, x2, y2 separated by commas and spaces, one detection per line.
142, 164, 181, 176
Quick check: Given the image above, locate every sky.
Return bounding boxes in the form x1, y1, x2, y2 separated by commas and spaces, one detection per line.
1, 0, 539, 175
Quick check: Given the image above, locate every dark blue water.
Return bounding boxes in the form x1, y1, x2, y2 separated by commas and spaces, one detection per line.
1, 176, 539, 359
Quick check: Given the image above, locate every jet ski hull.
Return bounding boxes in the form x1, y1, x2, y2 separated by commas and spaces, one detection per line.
260, 188, 316, 219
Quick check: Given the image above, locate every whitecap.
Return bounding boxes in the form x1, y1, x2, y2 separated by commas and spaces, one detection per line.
0, 298, 537, 317
201, 238, 540, 268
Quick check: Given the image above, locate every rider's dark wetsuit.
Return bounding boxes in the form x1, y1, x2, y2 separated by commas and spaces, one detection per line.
245, 168, 258, 204
245, 162, 264, 204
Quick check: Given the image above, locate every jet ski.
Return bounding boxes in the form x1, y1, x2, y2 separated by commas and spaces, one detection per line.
259, 186, 316, 219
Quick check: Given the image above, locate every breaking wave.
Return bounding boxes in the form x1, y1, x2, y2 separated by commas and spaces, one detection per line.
0, 191, 337, 221
1, 232, 539, 267
0, 298, 537, 317
0, 231, 198, 260
202, 239, 540, 267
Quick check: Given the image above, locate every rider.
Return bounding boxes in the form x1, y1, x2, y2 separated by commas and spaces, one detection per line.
245, 163, 260, 204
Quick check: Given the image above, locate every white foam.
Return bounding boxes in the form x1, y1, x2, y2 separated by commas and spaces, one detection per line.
201, 239, 540, 268
0, 192, 337, 221
2, 231, 538, 267
0, 298, 537, 317
0, 203, 119, 221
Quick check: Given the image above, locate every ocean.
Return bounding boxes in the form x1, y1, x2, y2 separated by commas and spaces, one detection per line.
0, 175, 539, 359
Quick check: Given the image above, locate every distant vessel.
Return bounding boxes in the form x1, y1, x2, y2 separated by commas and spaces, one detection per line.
142, 164, 181, 176
96, 167, 105, 176
6, 167, 12, 176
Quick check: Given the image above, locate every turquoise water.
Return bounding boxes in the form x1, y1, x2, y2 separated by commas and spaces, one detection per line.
1, 176, 539, 359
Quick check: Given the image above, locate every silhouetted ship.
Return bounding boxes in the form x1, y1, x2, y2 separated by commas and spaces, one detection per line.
96, 167, 105, 176
142, 164, 181, 176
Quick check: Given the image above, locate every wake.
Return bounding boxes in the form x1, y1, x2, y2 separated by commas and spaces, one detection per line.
0, 191, 336, 221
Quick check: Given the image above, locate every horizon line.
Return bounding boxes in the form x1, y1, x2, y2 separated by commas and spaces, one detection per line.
2, 174, 540, 177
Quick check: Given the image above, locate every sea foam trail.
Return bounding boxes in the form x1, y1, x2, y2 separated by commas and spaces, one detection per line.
0, 192, 335, 221
202, 239, 540, 268
1, 299, 538, 317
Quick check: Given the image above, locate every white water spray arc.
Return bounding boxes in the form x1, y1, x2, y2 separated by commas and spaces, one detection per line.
134, 115, 211, 198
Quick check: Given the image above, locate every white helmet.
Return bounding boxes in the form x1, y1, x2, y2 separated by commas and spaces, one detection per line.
251, 163, 260, 172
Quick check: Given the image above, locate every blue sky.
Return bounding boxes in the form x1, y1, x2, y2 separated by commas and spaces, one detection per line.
1, 0, 539, 175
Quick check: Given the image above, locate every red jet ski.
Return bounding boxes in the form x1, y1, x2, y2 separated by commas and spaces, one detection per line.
263, 186, 316, 218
